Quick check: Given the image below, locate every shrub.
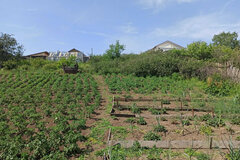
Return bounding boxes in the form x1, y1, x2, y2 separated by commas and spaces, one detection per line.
186, 41, 213, 60
205, 74, 233, 96
42, 62, 59, 70
3, 59, 18, 70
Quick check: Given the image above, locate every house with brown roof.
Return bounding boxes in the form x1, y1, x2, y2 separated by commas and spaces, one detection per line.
25, 51, 50, 59
152, 41, 184, 51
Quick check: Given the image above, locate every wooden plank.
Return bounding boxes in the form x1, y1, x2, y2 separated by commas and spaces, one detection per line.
110, 113, 136, 117
114, 97, 232, 102
116, 105, 211, 112
111, 140, 240, 149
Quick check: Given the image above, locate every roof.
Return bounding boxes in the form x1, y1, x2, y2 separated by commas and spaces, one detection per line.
25, 51, 49, 57
68, 48, 80, 52
153, 40, 184, 50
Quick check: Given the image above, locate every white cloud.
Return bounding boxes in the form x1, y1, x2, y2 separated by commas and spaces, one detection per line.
151, 13, 240, 40
119, 23, 138, 34
137, 0, 196, 9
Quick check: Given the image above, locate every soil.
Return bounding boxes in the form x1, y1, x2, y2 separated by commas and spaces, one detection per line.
110, 108, 240, 142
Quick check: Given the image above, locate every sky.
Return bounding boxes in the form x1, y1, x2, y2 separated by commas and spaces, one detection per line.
1, 0, 240, 56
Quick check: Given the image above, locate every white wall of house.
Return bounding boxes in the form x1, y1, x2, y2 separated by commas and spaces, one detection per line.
48, 50, 88, 62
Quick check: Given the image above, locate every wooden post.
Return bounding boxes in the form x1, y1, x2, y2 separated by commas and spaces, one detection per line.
180, 99, 183, 111
192, 107, 194, 118
161, 101, 163, 109
209, 137, 213, 149
112, 96, 115, 108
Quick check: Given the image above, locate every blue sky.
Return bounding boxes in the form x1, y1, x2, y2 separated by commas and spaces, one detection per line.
1, 0, 240, 55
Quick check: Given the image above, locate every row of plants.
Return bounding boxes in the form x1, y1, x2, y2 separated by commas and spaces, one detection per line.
0, 71, 101, 159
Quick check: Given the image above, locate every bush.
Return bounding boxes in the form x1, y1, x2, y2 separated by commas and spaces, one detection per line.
121, 51, 180, 77
3, 59, 18, 70
42, 62, 59, 70
186, 41, 213, 60
205, 74, 233, 96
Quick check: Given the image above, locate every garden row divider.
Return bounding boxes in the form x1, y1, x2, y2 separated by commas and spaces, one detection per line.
115, 105, 212, 112
114, 97, 232, 102
110, 139, 240, 149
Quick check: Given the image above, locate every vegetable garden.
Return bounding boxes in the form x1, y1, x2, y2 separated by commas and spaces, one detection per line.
0, 71, 101, 159
100, 74, 240, 160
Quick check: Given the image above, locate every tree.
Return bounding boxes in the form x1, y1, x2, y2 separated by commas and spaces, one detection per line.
186, 41, 213, 60
212, 31, 240, 49
0, 33, 24, 68
105, 40, 125, 59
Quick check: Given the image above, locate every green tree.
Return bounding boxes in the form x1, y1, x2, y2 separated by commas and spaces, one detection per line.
186, 41, 213, 60
0, 33, 24, 68
212, 32, 240, 49
105, 40, 125, 59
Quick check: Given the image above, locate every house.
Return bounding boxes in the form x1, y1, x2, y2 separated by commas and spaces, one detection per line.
25, 51, 50, 59
152, 41, 184, 51
48, 48, 89, 62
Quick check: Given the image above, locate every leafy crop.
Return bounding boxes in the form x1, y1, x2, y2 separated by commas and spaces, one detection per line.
0, 72, 101, 159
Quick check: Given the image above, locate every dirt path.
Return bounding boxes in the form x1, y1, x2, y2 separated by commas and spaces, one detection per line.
80, 75, 112, 159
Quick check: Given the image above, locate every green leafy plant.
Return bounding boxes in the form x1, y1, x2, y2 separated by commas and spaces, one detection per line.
131, 103, 141, 114
137, 116, 147, 125
144, 131, 162, 141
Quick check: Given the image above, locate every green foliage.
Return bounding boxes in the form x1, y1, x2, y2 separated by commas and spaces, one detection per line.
58, 55, 78, 67
125, 118, 136, 124
199, 125, 213, 136
206, 116, 225, 127
225, 143, 240, 160
122, 51, 180, 77
105, 40, 125, 59
3, 59, 18, 69
0, 72, 101, 158
205, 74, 233, 96
212, 31, 240, 49
137, 116, 147, 125
143, 131, 162, 141
154, 117, 168, 133
149, 108, 166, 115
0, 33, 23, 68
153, 124, 167, 133
200, 114, 212, 122
131, 103, 141, 114
231, 117, 240, 125
181, 119, 191, 126
186, 41, 213, 60
184, 148, 211, 160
